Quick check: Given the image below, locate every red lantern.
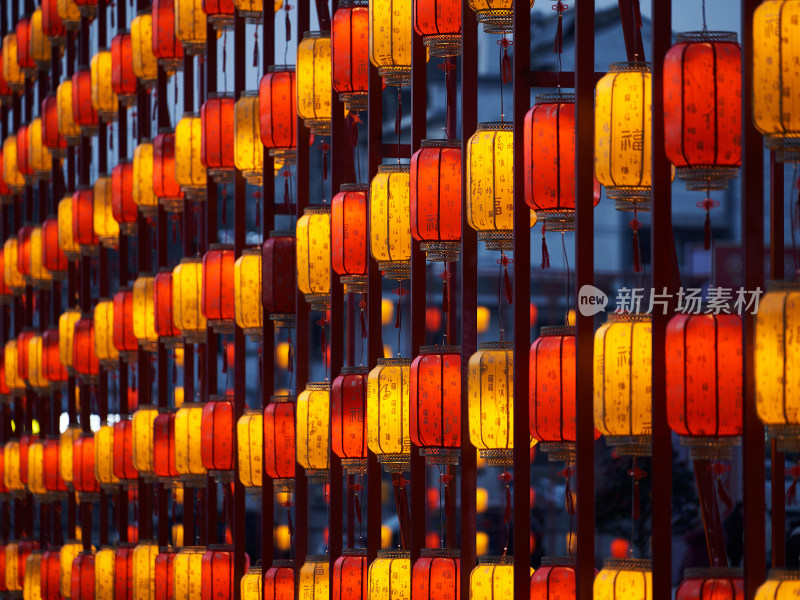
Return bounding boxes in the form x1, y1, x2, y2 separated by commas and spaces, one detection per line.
666, 314, 742, 459
258, 67, 297, 164
201, 244, 235, 333
153, 269, 182, 346
154, 411, 179, 485
16, 329, 35, 382
42, 95, 68, 157
264, 561, 294, 600
410, 346, 461, 464
201, 548, 239, 600
41, 550, 61, 600
73, 433, 99, 498
524, 94, 601, 231
111, 32, 137, 106
411, 549, 459, 599
112, 162, 137, 235
331, 2, 369, 111
42, 217, 68, 277
113, 419, 137, 483
200, 93, 235, 183
16, 124, 33, 183
263, 395, 295, 491
113, 289, 138, 360
18, 433, 32, 485
410, 139, 462, 261
203, 0, 234, 30
664, 32, 741, 190
676, 568, 743, 600
0, 448, 6, 493
42, 327, 68, 385
414, 0, 460, 56
72, 186, 98, 253
0, 50, 13, 106
331, 367, 367, 473
71, 553, 95, 600
72, 68, 98, 136
0, 249, 11, 301
154, 548, 177, 600
17, 541, 39, 588
152, 0, 185, 72
42, 0, 66, 43
114, 546, 134, 600
262, 232, 295, 329
201, 392, 235, 478
43, 437, 67, 494
73, 315, 99, 382
0, 545, 6, 593
16, 226, 34, 280
0, 151, 13, 203
529, 558, 582, 598
16, 19, 35, 77
332, 552, 366, 600
153, 130, 184, 213
331, 184, 368, 292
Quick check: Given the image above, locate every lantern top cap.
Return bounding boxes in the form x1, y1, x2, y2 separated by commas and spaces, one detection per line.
207, 543, 234, 551
208, 243, 233, 251
337, 0, 368, 7
243, 407, 261, 415
766, 279, 800, 291
477, 555, 513, 565
476, 121, 513, 132
339, 183, 369, 193
341, 548, 366, 556
540, 556, 576, 567
609, 61, 651, 73
303, 205, 331, 216
206, 92, 235, 99
675, 31, 737, 43
271, 559, 295, 567
245, 566, 262, 575
420, 548, 460, 558
135, 9, 151, 16
136, 271, 154, 278
606, 312, 651, 324
683, 567, 742, 580
241, 247, 261, 256
419, 344, 461, 355
97, 46, 110, 52
176, 545, 206, 552
269, 230, 293, 237
240, 90, 259, 98
271, 394, 296, 403
304, 555, 329, 563
377, 163, 410, 174
767, 570, 800, 581
304, 382, 330, 392
535, 92, 575, 104
179, 256, 202, 265
339, 366, 368, 375
377, 550, 410, 559
113, 29, 131, 36
267, 65, 295, 73
209, 394, 232, 402
157, 127, 174, 135
181, 112, 200, 118
539, 326, 575, 337
420, 139, 461, 149
376, 357, 411, 367
138, 138, 154, 144
302, 30, 331, 39
602, 558, 652, 571
478, 341, 513, 351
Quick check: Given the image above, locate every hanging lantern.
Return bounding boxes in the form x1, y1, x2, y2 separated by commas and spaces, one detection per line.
153, 411, 179, 485
16, 125, 34, 184
201, 393, 234, 479
3, 136, 25, 195
753, 1, 800, 161
234, 248, 262, 341
70, 553, 96, 600
113, 288, 139, 360
200, 94, 235, 182
112, 161, 137, 234
259, 67, 297, 164
72, 186, 99, 254
16, 329, 35, 385
0, 51, 12, 106
0, 250, 10, 303
111, 32, 137, 106
173, 547, 204, 600
72, 67, 99, 136
296, 206, 331, 309
262, 231, 296, 328
27, 442, 47, 496
113, 419, 137, 484
332, 367, 367, 473
153, 270, 182, 347
42, 94, 68, 157
130, 12, 158, 89
756, 570, 800, 599
595, 63, 653, 211
73, 433, 99, 499
133, 275, 158, 352
58, 196, 81, 260
234, 91, 264, 185
30, 226, 53, 287
2, 34, 24, 93
664, 32, 741, 188
131, 542, 158, 600
241, 567, 262, 600
42, 327, 67, 386
30, 9, 53, 71
94, 299, 119, 368
95, 547, 116, 600
175, 0, 206, 54
237, 409, 263, 491
57, 0, 81, 31
367, 358, 411, 472
42, 0, 67, 44
410, 346, 461, 464
468, 0, 533, 34
411, 549, 459, 598
3, 440, 23, 493
94, 174, 119, 249
264, 561, 294, 600
415, 0, 461, 55
23, 552, 44, 600
296, 383, 330, 482
368, 0, 412, 85
16, 19, 35, 77
132, 406, 158, 480
173, 257, 207, 343
57, 80, 81, 146
73, 315, 99, 382
331, 184, 368, 292
594, 559, 652, 599
153, 548, 176, 600
17, 226, 34, 283
594, 313, 652, 456
332, 551, 366, 599
74, 0, 98, 19
4, 341, 26, 396
470, 557, 522, 600
42, 217, 67, 277
58, 308, 80, 375
299, 557, 329, 600
175, 113, 206, 200
59, 427, 81, 488
91, 49, 118, 122
27, 334, 49, 392
3, 237, 23, 294
59, 542, 82, 598
203, 0, 234, 30
201, 245, 235, 334
468, 342, 515, 466
756, 283, 800, 447
134, 140, 158, 217
201, 548, 237, 600
368, 550, 410, 599
0, 151, 13, 203
676, 568, 743, 599
666, 314, 742, 458
370, 164, 411, 279
43, 437, 68, 494
29, 118, 54, 181
332, 1, 369, 111
297, 31, 332, 135
153, 130, 184, 213
151, 0, 185, 73
42, 550, 62, 600
174, 403, 206, 485
263, 394, 296, 492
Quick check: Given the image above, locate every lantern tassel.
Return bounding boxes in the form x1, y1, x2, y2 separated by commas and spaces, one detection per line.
558, 466, 575, 515
704, 206, 712, 250
395, 97, 402, 137
223, 31, 227, 74
717, 475, 733, 514
628, 462, 646, 521
630, 215, 643, 273
540, 225, 550, 269
253, 28, 259, 68
172, 360, 177, 385
285, 8, 291, 42
360, 296, 367, 338
319, 319, 327, 362
395, 298, 401, 329
501, 38, 512, 84
321, 142, 329, 181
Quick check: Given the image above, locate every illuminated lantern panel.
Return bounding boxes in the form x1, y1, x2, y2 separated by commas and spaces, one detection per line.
2, 34, 24, 93
95, 424, 120, 489
27, 334, 50, 392
202, 245, 235, 333
3, 136, 26, 195
264, 561, 294, 600
413, 0, 461, 56
411, 550, 459, 599
201, 393, 235, 478
56, 81, 81, 147
370, 164, 411, 280
469, 556, 516, 600
153, 548, 176, 600
30, 118, 54, 181
676, 568, 743, 600
153, 130, 185, 213
73, 315, 100, 382
94, 174, 120, 249
174, 403, 206, 484
368, 551, 410, 599
43, 437, 68, 494
72, 186, 99, 254
72, 68, 99, 136
30, 9, 53, 70
200, 94, 235, 182
57, 195, 81, 260
151, 0, 185, 73
131, 12, 158, 88
153, 270, 182, 346
203, 0, 235, 30
59, 427, 80, 486
234, 91, 263, 186
132, 406, 158, 479
331, 1, 368, 111
57, 0, 81, 31
0, 151, 13, 204
594, 559, 652, 600
175, 113, 207, 200
28, 441, 48, 496
367, 358, 411, 472
296, 383, 330, 482
237, 409, 263, 490
593, 313, 652, 456
42, 327, 67, 385
172, 257, 207, 343
91, 49, 119, 122
113, 419, 138, 483
0, 249, 10, 302
0, 51, 12, 107
331, 366, 367, 473
114, 547, 135, 600
17, 125, 33, 184
113, 288, 138, 360
529, 557, 579, 598
263, 395, 296, 491
174, 0, 207, 55
111, 32, 137, 105
296, 206, 331, 309
331, 184, 368, 292
233, 248, 263, 341
131, 542, 158, 600
200, 548, 236, 600
42, 217, 68, 277
468, 342, 515, 466
4, 544, 19, 593
258, 67, 297, 164
41, 550, 62, 600
30, 227, 53, 287
332, 551, 366, 600
3, 440, 22, 493
16, 19, 35, 77
173, 547, 204, 600
133, 140, 158, 217
241, 567, 261, 600
368, 0, 412, 85
297, 31, 332, 135
153, 411, 179, 485
594, 63, 652, 211
262, 231, 296, 329
132, 275, 158, 352
42, 0, 67, 43
4, 340, 25, 396
666, 314, 742, 458
112, 162, 138, 234
72, 433, 99, 498
95, 547, 116, 600
17, 226, 34, 281
59, 541, 82, 598
299, 556, 329, 600
42, 94, 68, 157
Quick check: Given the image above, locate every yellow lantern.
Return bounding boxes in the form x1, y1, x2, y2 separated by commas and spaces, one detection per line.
2, 34, 24, 92
175, 114, 206, 201
94, 424, 119, 489
594, 558, 652, 600
233, 248, 262, 341
132, 406, 158, 479
174, 403, 206, 484
468, 0, 534, 34
756, 570, 800, 598
468, 341, 515, 466
234, 92, 263, 186
131, 542, 158, 600
5, 340, 25, 396
132, 274, 158, 352
296, 383, 329, 482
95, 547, 115, 600
57, 0, 81, 31
27, 440, 47, 496
29, 118, 54, 181
3, 238, 24, 294
30, 9, 52, 71
370, 164, 411, 280
58, 196, 81, 260
171, 523, 184, 546
296, 206, 331, 309
367, 358, 411, 471
299, 556, 329, 600
27, 334, 49, 392
133, 140, 158, 217
59, 426, 81, 485
94, 299, 119, 368
172, 257, 207, 343
3, 136, 25, 195
594, 313, 652, 456
30, 227, 53, 288
90, 50, 118, 122
4, 440, 23, 493
594, 62, 652, 211
368, 550, 410, 599
4, 543, 20, 593
59, 541, 83, 598
754, 1, 800, 160
234, 0, 282, 22
23, 551, 43, 600
93, 174, 119, 249
57, 80, 82, 146
470, 556, 531, 599
130, 12, 158, 89
174, 386, 185, 408
368, 0, 411, 85
236, 409, 263, 491
173, 547, 204, 600
240, 567, 261, 600
296, 32, 332, 135
59, 308, 81, 373
175, 0, 206, 54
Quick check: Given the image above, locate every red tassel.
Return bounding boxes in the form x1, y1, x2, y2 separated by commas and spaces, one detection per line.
787, 476, 799, 506
360, 297, 367, 338
283, 173, 290, 206
222, 343, 228, 373
395, 103, 402, 136
320, 321, 327, 360
131, 366, 137, 392
321, 142, 329, 181
253, 29, 259, 68
222, 31, 227, 73
394, 299, 401, 329
285, 9, 291, 42
554, 14, 563, 53
704, 208, 711, 250
442, 281, 448, 315
172, 361, 177, 385
503, 263, 513, 305
287, 342, 293, 373
354, 493, 362, 522
540, 225, 550, 269
501, 44, 512, 84
504, 482, 512, 523
630, 217, 643, 273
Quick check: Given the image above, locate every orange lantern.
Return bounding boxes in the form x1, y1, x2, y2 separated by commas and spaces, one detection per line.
111, 32, 137, 106
42, 217, 67, 278
153, 411, 179, 486
72, 67, 98, 137
16, 124, 33, 183
411, 549, 460, 598
414, 0, 461, 56
0, 50, 13, 106
42, 0, 67, 44
153, 130, 184, 213
259, 67, 297, 164
200, 94, 235, 182
201, 245, 235, 334
331, 184, 368, 292
332, 1, 369, 111
43, 437, 68, 495
264, 561, 294, 600
153, 270, 182, 347
263, 394, 296, 491
73, 433, 99, 499
16, 225, 34, 281
332, 366, 367, 473
16, 19, 35, 77
0, 150, 14, 203
73, 315, 99, 382
72, 186, 99, 254
42, 95, 68, 157
201, 392, 235, 479
203, 0, 234, 30
152, 0, 185, 73
113, 288, 138, 361
113, 419, 137, 484
112, 162, 137, 235
42, 550, 61, 600
42, 327, 67, 386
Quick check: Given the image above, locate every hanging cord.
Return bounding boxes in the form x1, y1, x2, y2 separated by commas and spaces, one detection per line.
709, 462, 733, 520
629, 210, 643, 274
557, 465, 575, 554
359, 294, 367, 366
254, 187, 262, 237
437, 466, 453, 547
497, 252, 513, 341
499, 468, 513, 555
552, 1, 568, 86
393, 283, 408, 356
440, 266, 450, 345
222, 30, 228, 92
395, 88, 402, 164
392, 473, 410, 549
562, 231, 570, 325
349, 474, 365, 546
791, 164, 799, 276
627, 457, 647, 556
320, 140, 329, 201
347, 112, 362, 183
498, 37, 512, 121
701, 0, 708, 32
253, 24, 259, 68
540, 223, 550, 269
786, 461, 800, 506
284, 2, 293, 65
317, 315, 328, 381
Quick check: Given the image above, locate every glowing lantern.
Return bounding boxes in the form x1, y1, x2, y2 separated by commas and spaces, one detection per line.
94, 174, 119, 249
595, 63, 652, 211
132, 406, 158, 479
113, 288, 138, 360
133, 275, 158, 352
113, 419, 137, 483
74, 0, 98, 18
131, 12, 158, 88
112, 162, 137, 234
298, 557, 328, 600
530, 557, 583, 597
27, 334, 49, 392
296, 383, 330, 481
153, 270, 182, 346
330, 184, 368, 292
296, 31, 332, 135
332, 551, 366, 599
233, 248, 262, 340
264, 561, 294, 599
174, 0, 206, 54
2, 34, 24, 92
262, 231, 296, 328
3, 441, 23, 493
73, 315, 99, 382
72, 186, 98, 254
95, 547, 116, 600
676, 568, 743, 599
28, 441, 47, 496
0, 52, 12, 106
30, 9, 53, 70
332, 367, 367, 473
175, 114, 206, 200
201, 245, 235, 333
151, 0, 184, 73
468, 342, 515, 466
200, 94, 235, 182
369, 550, 410, 599
17, 126, 34, 184
42, 0, 67, 43
23, 552, 43, 600
594, 559, 652, 600
134, 140, 158, 217
259, 67, 297, 164
173, 547, 204, 600
17, 226, 34, 282
4, 341, 26, 396
234, 92, 263, 185
153, 548, 176, 600
42, 95, 68, 157
131, 542, 158, 600
200, 548, 237, 600
57, 0, 81, 30
201, 393, 235, 478
203, 0, 235, 30
91, 50, 118, 122
29, 226, 53, 287
4, 545, 19, 592
237, 409, 263, 490
153, 130, 184, 213
370, 164, 411, 279
468, 0, 533, 33
367, 358, 411, 471
58, 196, 81, 260
59, 542, 82, 598
29, 118, 54, 181
173, 257, 207, 343
73, 433, 99, 498
72, 67, 99, 136
753, 1, 800, 161
368, 0, 412, 85
57, 81, 81, 146
59, 427, 80, 485
174, 403, 206, 484
16, 20, 35, 77
296, 206, 331, 309
43, 437, 68, 494
414, 0, 461, 56
153, 411, 179, 484
263, 394, 296, 491
111, 32, 137, 106
42, 217, 67, 277
42, 550, 62, 600
95, 424, 119, 489
412, 549, 459, 598
16, 329, 35, 384
470, 556, 520, 600
42, 327, 67, 385
3, 136, 25, 194
410, 346, 461, 463
0, 152, 13, 203
241, 567, 261, 600
331, 1, 369, 111
594, 313, 652, 456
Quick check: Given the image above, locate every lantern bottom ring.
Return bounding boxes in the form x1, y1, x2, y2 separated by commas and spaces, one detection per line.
479, 448, 514, 467
208, 15, 235, 30
340, 276, 367, 293
777, 140, 800, 163
377, 260, 411, 281
244, 173, 263, 186
535, 210, 575, 233
79, 244, 99, 257
118, 94, 136, 107
77, 373, 100, 384
180, 473, 208, 487
100, 236, 120, 250
65, 134, 82, 146
79, 125, 99, 137
140, 78, 157, 90
767, 425, 800, 452
138, 206, 158, 220
8, 184, 26, 196
376, 453, 410, 473
423, 35, 462, 58
50, 148, 68, 159
182, 43, 208, 56
270, 149, 296, 165
338, 92, 367, 112
78, 491, 100, 502
209, 320, 235, 335
245, 486, 263, 497
208, 168, 234, 183
157, 58, 184, 73
341, 458, 367, 474
119, 351, 138, 363
7, 83, 24, 93
679, 435, 739, 460
269, 314, 296, 329
238, 11, 263, 24
304, 294, 331, 311
420, 241, 460, 262
182, 330, 209, 344
101, 483, 121, 493
244, 329, 263, 342
99, 110, 119, 123
180, 186, 207, 202
78, 5, 97, 17
538, 442, 576, 464
474, 9, 513, 34
304, 469, 329, 484
119, 223, 137, 236
34, 170, 52, 182
304, 119, 332, 137
419, 447, 460, 465
477, 231, 513, 252
272, 478, 295, 493
158, 477, 182, 488
158, 197, 185, 214
677, 166, 738, 190
606, 435, 651, 457
377, 67, 411, 88
209, 469, 235, 483
139, 340, 158, 353
100, 359, 120, 370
